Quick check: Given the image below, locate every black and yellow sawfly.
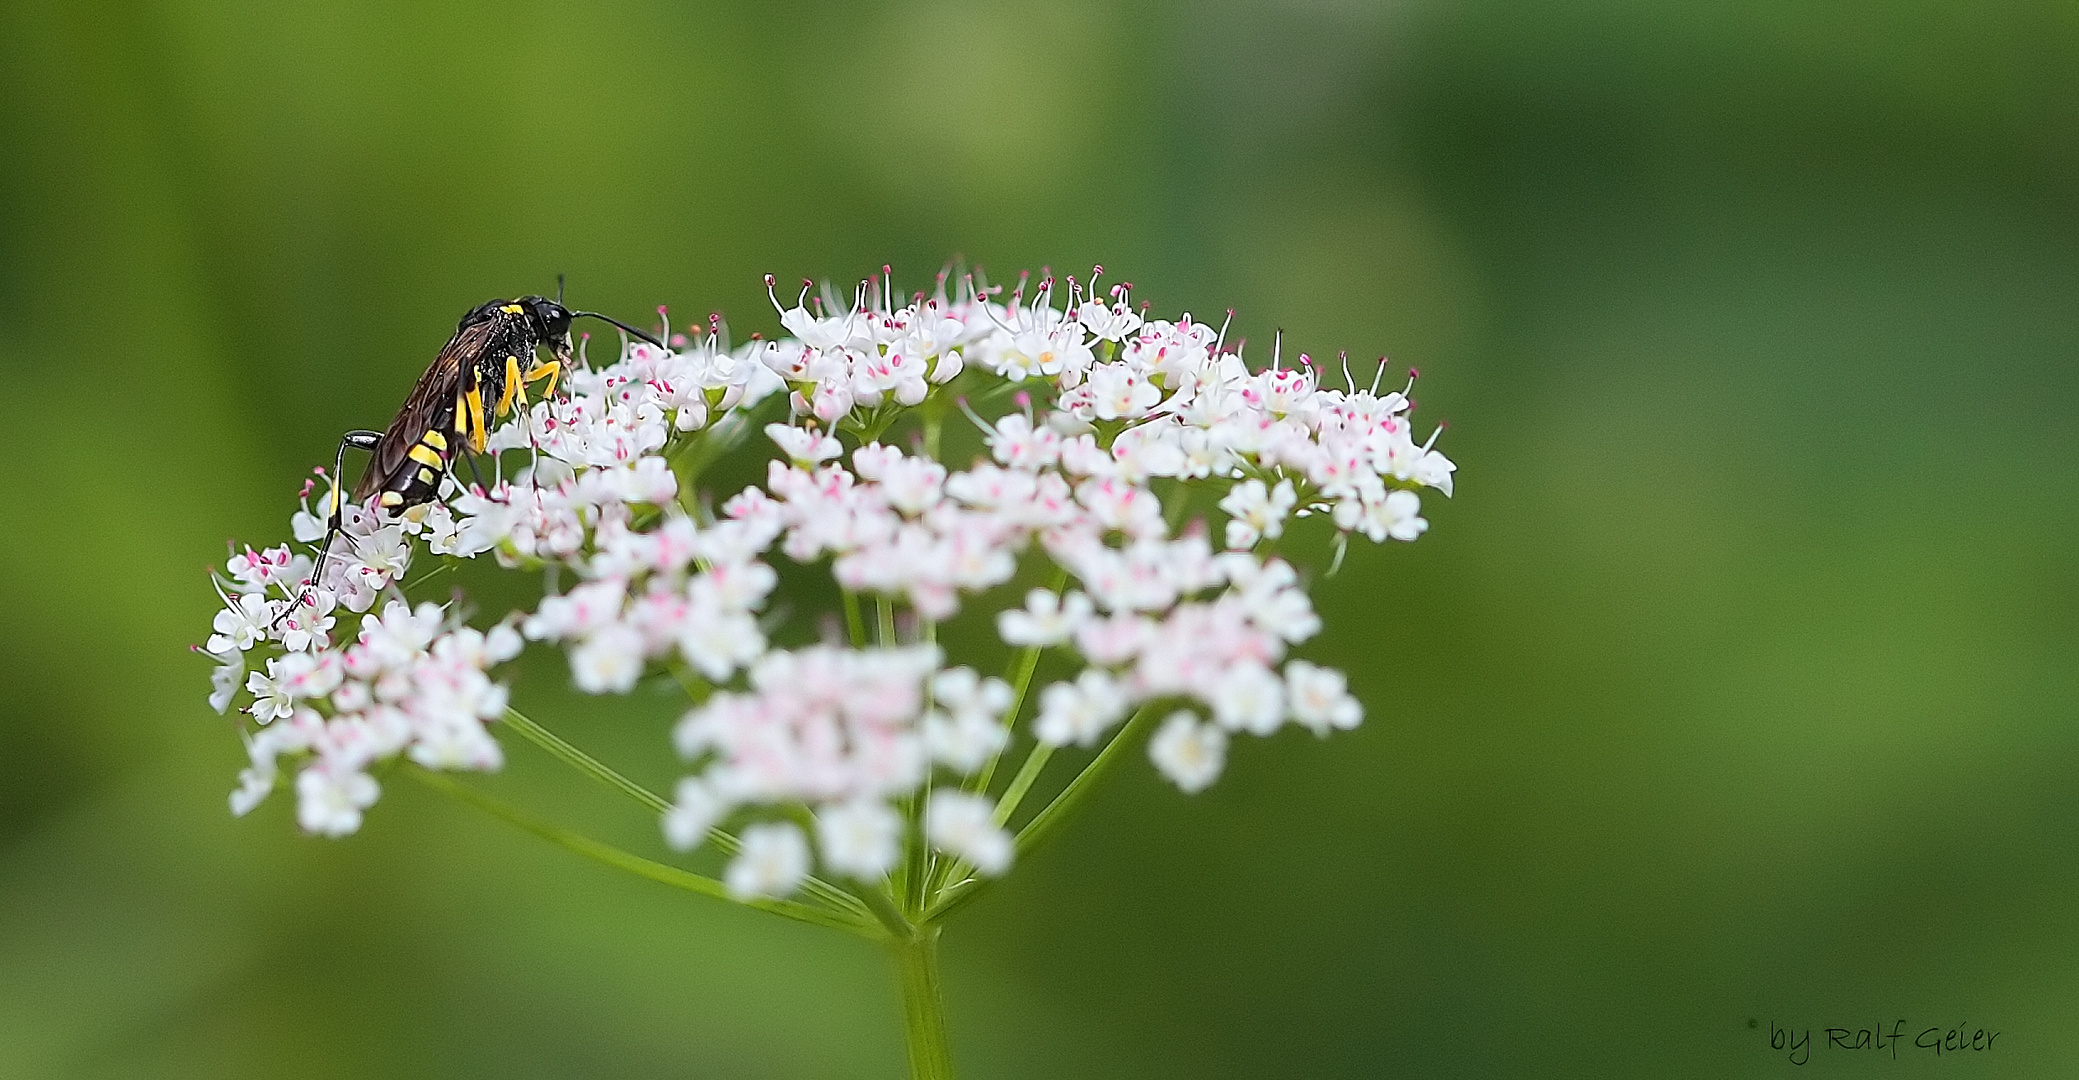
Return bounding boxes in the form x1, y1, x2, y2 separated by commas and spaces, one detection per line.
289, 291, 664, 615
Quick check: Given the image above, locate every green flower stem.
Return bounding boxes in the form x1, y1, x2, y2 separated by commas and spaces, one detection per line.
928, 705, 1158, 923
862, 884, 917, 942
902, 790, 930, 916
407, 766, 878, 938
992, 743, 1056, 827
1011, 704, 1158, 857
894, 927, 956, 1080
399, 559, 456, 594
877, 595, 897, 646
843, 590, 867, 647
498, 707, 868, 920
966, 644, 1043, 797
503, 708, 667, 813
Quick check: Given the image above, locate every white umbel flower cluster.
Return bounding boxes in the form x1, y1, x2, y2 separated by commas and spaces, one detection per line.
200, 267, 1454, 900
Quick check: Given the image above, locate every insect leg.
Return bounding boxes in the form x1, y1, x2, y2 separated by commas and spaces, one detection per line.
456, 442, 490, 492
280, 430, 382, 625
522, 358, 561, 403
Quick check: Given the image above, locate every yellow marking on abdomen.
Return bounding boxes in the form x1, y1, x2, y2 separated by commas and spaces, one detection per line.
421, 429, 448, 452
379, 491, 405, 507
416, 467, 437, 484
408, 443, 444, 467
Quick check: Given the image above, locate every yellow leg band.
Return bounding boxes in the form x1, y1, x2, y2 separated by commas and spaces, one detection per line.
524, 359, 562, 402
497, 355, 521, 417
465, 386, 487, 453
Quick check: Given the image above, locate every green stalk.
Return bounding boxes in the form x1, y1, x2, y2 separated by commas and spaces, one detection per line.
966, 644, 1043, 796
408, 767, 875, 937
497, 707, 868, 920
992, 743, 1056, 827
843, 590, 867, 647
929, 705, 1157, 922
893, 927, 956, 1080
1012, 704, 1157, 856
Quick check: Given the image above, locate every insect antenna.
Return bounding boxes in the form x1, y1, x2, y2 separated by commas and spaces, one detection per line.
570, 310, 666, 348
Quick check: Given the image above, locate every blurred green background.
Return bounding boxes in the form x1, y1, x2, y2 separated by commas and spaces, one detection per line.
3, 0, 2076, 1075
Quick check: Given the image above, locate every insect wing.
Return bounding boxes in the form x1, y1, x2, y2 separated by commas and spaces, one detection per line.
351, 318, 495, 500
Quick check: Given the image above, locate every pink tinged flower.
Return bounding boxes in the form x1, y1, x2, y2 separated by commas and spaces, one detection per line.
1243, 366, 1317, 417
1284, 660, 1363, 735
570, 623, 647, 694
1107, 422, 1187, 482
1333, 487, 1428, 544
1073, 611, 1155, 667
1075, 478, 1165, 539
1056, 433, 1113, 479
922, 667, 1014, 772
998, 588, 1093, 647
1085, 362, 1161, 420
408, 717, 504, 772
815, 799, 904, 878
281, 650, 345, 700
1034, 669, 1129, 747
361, 600, 447, 666
1219, 479, 1298, 550
208, 591, 276, 654
227, 544, 307, 593
1148, 711, 1227, 793
523, 580, 626, 642
615, 456, 679, 504
726, 821, 811, 899
295, 765, 379, 838
874, 455, 948, 516
347, 522, 412, 579
930, 667, 1013, 720
677, 610, 765, 681
808, 379, 855, 425
925, 789, 1012, 875
1208, 663, 1286, 735
662, 777, 726, 852
275, 594, 337, 653
923, 707, 1009, 774
692, 559, 780, 613
766, 422, 843, 466
986, 413, 1061, 470
1076, 299, 1144, 342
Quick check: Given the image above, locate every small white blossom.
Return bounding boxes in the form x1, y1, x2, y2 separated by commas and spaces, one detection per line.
1149, 711, 1226, 793
997, 588, 1093, 647
1219, 478, 1298, 550
662, 777, 725, 852
295, 766, 379, 838
726, 821, 811, 899
1208, 663, 1286, 735
925, 789, 1012, 875
815, 800, 903, 879
570, 624, 647, 694
208, 592, 275, 654
1284, 660, 1363, 735
1034, 669, 1129, 747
